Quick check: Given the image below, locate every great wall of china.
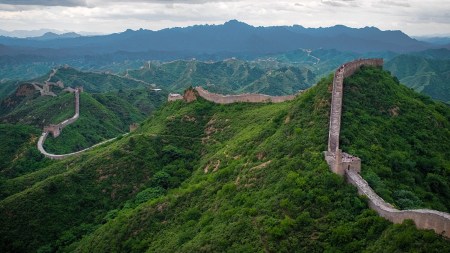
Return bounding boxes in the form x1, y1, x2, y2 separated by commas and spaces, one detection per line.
325, 59, 450, 238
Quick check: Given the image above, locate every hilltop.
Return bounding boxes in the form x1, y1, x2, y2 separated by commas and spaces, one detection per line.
341, 66, 450, 211
384, 53, 450, 103
0, 67, 449, 252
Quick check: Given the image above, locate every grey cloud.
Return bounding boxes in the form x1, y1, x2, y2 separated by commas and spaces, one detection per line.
0, 0, 87, 6
96, 0, 237, 4
379, 0, 410, 7
321, 0, 358, 7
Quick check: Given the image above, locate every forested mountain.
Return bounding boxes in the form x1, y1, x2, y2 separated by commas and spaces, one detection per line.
0, 69, 167, 177
0, 67, 448, 252
384, 53, 450, 103
0, 20, 441, 82
127, 59, 314, 95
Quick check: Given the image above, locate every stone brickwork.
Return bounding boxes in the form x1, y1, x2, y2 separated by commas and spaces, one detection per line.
194, 86, 297, 104
325, 58, 450, 238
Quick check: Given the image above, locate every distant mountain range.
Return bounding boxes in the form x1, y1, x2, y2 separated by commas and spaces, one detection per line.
0, 20, 447, 59
30, 32, 82, 41
0, 28, 96, 38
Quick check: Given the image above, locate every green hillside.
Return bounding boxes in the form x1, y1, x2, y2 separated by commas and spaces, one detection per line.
341, 66, 450, 211
127, 59, 315, 95
385, 54, 450, 103
0, 68, 449, 252
40, 67, 153, 93
0, 84, 166, 160
259, 49, 398, 81
0, 124, 51, 179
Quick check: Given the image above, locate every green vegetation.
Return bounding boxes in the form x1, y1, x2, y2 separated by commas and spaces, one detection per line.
127, 59, 314, 95
1, 71, 449, 252
0, 124, 51, 178
0, 80, 167, 154
385, 54, 450, 103
341, 66, 450, 211
43, 67, 152, 93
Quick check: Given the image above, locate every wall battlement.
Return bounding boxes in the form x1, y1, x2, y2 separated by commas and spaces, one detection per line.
324, 58, 450, 238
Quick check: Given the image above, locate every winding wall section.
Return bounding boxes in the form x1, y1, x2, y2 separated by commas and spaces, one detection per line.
325, 59, 450, 238
194, 87, 297, 104
37, 88, 119, 160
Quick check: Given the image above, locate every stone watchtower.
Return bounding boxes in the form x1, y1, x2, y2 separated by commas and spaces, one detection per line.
44, 125, 61, 137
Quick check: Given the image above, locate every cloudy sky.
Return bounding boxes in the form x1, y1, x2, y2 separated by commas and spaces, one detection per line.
0, 0, 449, 36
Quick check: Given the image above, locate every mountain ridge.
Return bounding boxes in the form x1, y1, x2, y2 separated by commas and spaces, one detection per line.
0, 20, 434, 56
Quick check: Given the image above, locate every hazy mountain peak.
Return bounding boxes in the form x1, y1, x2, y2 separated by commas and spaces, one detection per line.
223, 19, 252, 28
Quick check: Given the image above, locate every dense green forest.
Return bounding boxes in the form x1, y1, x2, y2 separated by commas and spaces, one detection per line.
127, 59, 315, 95
0, 90, 166, 154
0, 67, 449, 252
0, 70, 167, 177
384, 54, 450, 103
341, 66, 450, 212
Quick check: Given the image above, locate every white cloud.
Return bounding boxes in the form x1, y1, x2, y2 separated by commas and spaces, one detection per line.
0, 0, 448, 36
0, 0, 87, 7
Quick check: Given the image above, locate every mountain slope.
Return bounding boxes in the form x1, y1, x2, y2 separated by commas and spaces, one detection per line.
0, 82, 167, 176
1, 71, 449, 252
341, 66, 450, 212
127, 59, 314, 95
385, 54, 450, 102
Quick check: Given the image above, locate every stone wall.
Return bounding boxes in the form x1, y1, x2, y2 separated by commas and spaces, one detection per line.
347, 170, 450, 238
327, 58, 383, 153
325, 58, 450, 238
37, 131, 119, 160
194, 87, 297, 104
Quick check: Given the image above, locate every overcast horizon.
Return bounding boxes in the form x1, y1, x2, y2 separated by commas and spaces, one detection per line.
0, 0, 449, 37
